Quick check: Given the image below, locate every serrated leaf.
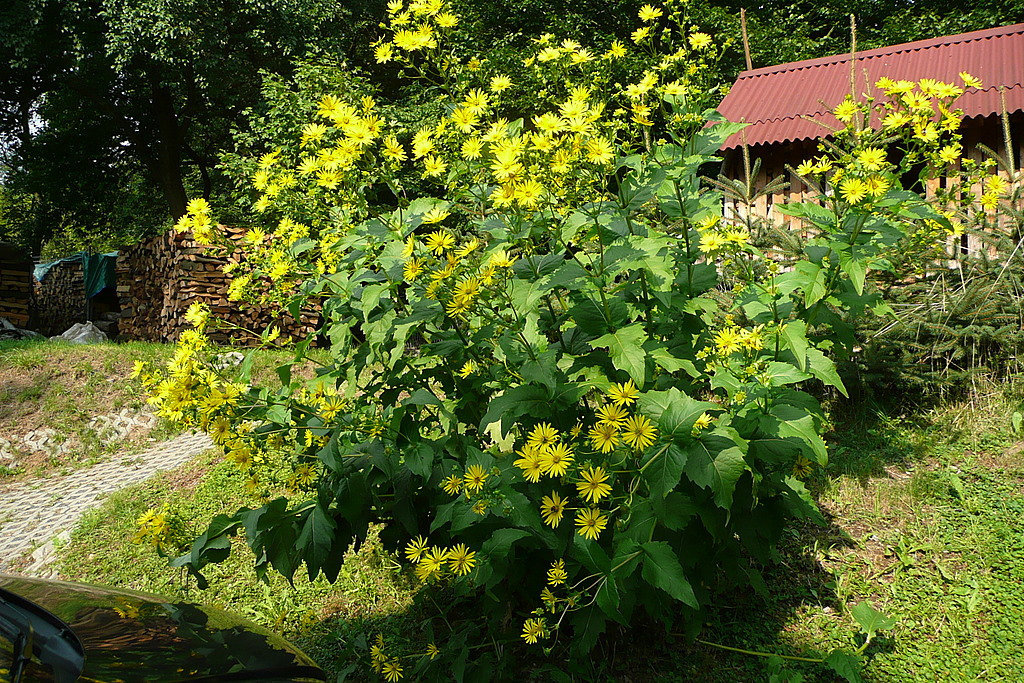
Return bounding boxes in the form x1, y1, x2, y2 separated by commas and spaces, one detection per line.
771, 404, 828, 464
590, 323, 648, 385
297, 504, 335, 573
643, 443, 687, 498
640, 541, 698, 608
780, 320, 809, 372
806, 346, 848, 396
639, 387, 718, 439
683, 436, 746, 508
824, 650, 864, 683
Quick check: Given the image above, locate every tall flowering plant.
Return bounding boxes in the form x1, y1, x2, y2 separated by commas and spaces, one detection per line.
136, 0, 1004, 676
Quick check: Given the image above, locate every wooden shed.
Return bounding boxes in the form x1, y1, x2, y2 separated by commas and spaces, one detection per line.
716, 23, 1024, 255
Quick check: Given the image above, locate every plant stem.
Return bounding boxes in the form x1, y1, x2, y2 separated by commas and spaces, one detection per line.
687, 638, 825, 663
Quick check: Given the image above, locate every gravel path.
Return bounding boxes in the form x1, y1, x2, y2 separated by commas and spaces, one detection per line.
0, 431, 212, 577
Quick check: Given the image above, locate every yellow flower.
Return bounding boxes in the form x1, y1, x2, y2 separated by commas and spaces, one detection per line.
606, 380, 639, 406
425, 230, 454, 254
422, 154, 447, 177
461, 137, 484, 160
489, 75, 513, 92
447, 543, 476, 575
689, 32, 712, 50
621, 415, 657, 450
605, 40, 627, 59
540, 492, 567, 527
692, 412, 713, 433
984, 174, 1007, 195
631, 26, 651, 43
575, 508, 608, 540
584, 137, 614, 165
374, 43, 394, 63
595, 403, 628, 426
959, 72, 983, 89
403, 258, 424, 281
435, 11, 458, 28
527, 422, 559, 448
462, 88, 489, 114
792, 456, 813, 479
514, 446, 545, 482
425, 643, 440, 660
698, 231, 727, 253
588, 422, 619, 453
857, 147, 886, 171
382, 659, 403, 681
522, 618, 546, 644
864, 175, 889, 197
457, 360, 477, 378
576, 466, 612, 503
441, 474, 462, 495
464, 464, 489, 492
422, 207, 450, 224
382, 135, 406, 162
638, 4, 663, 21
938, 144, 961, 164
547, 559, 568, 585
405, 535, 429, 562
472, 500, 488, 515
541, 443, 574, 477
451, 106, 479, 132
833, 100, 858, 123
840, 177, 869, 204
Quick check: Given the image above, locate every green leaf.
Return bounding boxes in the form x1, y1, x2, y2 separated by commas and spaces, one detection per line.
573, 533, 611, 573
297, 504, 335, 573
652, 491, 697, 530
683, 436, 747, 508
776, 202, 836, 229
640, 541, 698, 608
596, 576, 621, 618
643, 444, 687, 499
780, 320, 809, 372
850, 601, 896, 638
771, 404, 828, 464
647, 344, 699, 377
824, 650, 864, 683
806, 347, 848, 396
795, 261, 828, 307
767, 361, 812, 386
590, 323, 648, 385
639, 387, 718, 439
840, 254, 868, 295
1012, 411, 1023, 434
481, 528, 531, 561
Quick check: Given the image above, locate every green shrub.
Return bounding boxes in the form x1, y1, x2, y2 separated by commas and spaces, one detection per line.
136, 1, 1007, 677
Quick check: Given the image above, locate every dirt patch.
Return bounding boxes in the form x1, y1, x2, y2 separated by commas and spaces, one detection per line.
160, 458, 217, 492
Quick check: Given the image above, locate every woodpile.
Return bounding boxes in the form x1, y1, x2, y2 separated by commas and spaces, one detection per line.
116, 227, 320, 345
0, 242, 33, 328
34, 260, 87, 336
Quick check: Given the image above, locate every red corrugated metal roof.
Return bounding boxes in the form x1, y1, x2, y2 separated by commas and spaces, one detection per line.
718, 23, 1024, 149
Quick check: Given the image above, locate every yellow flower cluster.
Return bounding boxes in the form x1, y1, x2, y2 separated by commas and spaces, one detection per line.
133, 508, 171, 547
173, 197, 218, 244
404, 535, 477, 580
695, 214, 750, 254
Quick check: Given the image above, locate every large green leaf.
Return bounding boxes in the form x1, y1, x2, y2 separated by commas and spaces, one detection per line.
770, 404, 828, 464
642, 444, 687, 498
297, 504, 336, 574
683, 435, 747, 508
590, 323, 648, 385
639, 387, 718, 439
641, 541, 698, 608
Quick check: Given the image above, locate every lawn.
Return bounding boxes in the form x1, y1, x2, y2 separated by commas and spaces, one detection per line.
51, 370, 1024, 680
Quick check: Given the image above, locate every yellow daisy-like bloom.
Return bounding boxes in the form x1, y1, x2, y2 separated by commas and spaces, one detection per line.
795, 161, 816, 176
584, 137, 614, 165
403, 258, 424, 281
405, 535, 429, 562
638, 4, 662, 21
425, 643, 440, 660
514, 446, 545, 483
938, 144, 961, 164
959, 72, 983, 89
461, 137, 484, 160
540, 492, 567, 527
857, 147, 886, 171
699, 231, 727, 253
595, 403, 628, 426
441, 474, 462, 495
464, 464, 488, 492
621, 415, 657, 450
792, 455, 814, 479
576, 466, 612, 503
457, 360, 477, 378
424, 230, 454, 254
415, 547, 448, 580
833, 99, 858, 123
422, 207, 450, 224
522, 618, 546, 644
606, 380, 639, 406
489, 75, 513, 92
422, 154, 447, 177
541, 443, 574, 477
547, 559, 567, 585
631, 26, 651, 43
527, 422, 559, 448
472, 500, 488, 515
447, 543, 477, 575
689, 32, 712, 50
374, 43, 394, 63
840, 177, 869, 204
588, 422, 619, 453
692, 412, 713, 433
209, 416, 232, 444
382, 659, 403, 681
575, 508, 609, 540
864, 175, 890, 197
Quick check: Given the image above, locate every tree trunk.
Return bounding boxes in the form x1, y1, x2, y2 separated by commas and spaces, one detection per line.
149, 73, 188, 219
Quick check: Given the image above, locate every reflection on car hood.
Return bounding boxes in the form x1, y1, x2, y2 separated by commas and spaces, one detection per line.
0, 574, 325, 682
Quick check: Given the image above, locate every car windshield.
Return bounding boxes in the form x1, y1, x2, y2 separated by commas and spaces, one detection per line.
0, 588, 84, 683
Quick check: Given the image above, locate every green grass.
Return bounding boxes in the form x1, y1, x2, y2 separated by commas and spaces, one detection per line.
0, 338, 319, 480
52, 377, 1024, 680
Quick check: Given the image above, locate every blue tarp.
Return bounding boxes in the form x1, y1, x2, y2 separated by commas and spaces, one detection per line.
34, 251, 118, 298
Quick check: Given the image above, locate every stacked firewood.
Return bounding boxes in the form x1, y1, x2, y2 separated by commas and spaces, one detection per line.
35, 261, 87, 336
0, 244, 33, 327
116, 227, 320, 345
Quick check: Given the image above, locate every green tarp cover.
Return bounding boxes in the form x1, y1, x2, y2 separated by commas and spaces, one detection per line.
34, 251, 118, 298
